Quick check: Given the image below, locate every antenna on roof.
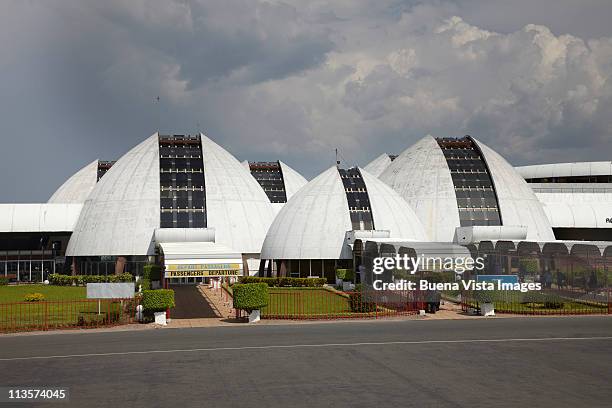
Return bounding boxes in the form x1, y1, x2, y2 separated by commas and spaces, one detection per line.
155, 96, 161, 133
335, 148, 341, 168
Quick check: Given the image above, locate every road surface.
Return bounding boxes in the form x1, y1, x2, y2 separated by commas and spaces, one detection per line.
1, 316, 611, 407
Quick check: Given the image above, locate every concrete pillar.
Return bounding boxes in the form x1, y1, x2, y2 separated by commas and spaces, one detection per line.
115, 256, 126, 275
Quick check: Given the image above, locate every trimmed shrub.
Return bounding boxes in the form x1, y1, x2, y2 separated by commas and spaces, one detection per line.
138, 278, 151, 291
233, 283, 269, 313
238, 276, 326, 287
24, 293, 45, 302
336, 269, 355, 281
0, 277, 8, 286
143, 264, 162, 281
49, 273, 133, 286
141, 289, 175, 312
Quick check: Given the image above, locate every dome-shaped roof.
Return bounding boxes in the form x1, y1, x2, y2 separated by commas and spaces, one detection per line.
363, 153, 393, 177
66, 133, 276, 256
379, 135, 554, 242
261, 166, 428, 260
278, 160, 308, 200
48, 160, 99, 204
474, 137, 555, 241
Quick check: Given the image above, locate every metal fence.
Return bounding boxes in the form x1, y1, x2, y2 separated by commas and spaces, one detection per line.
0, 298, 139, 333
460, 288, 611, 315
259, 288, 421, 320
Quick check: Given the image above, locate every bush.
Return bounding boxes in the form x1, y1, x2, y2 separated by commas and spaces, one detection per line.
335, 269, 354, 281
24, 293, 45, 302
349, 291, 376, 313
233, 283, 269, 313
474, 290, 494, 304
48, 273, 133, 286
141, 289, 175, 312
0, 277, 8, 286
542, 293, 564, 309
238, 276, 326, 287
138, 278, 151, 291
143, 264, 162, 281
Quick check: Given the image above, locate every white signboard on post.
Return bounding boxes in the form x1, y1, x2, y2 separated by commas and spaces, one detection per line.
86, 283, 135, 299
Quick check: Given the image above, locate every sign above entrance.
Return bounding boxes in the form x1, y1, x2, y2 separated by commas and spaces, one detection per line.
164, 262, 242, 278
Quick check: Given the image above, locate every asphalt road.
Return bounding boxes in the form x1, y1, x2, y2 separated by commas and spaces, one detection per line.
1, 317, 611, 408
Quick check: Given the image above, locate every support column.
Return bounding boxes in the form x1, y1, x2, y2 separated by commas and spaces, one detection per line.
115, 256, 126, 275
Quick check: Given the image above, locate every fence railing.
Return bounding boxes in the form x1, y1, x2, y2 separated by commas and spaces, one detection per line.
460, 288, 611, 315
0, 298, 139, 333
260, 288, 422, 320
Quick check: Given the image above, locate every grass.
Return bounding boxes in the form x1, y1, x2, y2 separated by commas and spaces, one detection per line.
0, 285, 131, 332
0, 284, 86, 303
261, 288, 351, 317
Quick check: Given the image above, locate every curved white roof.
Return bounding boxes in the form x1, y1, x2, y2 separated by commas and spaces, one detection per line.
0, 204, 83, 232
261, 166, 428, 260
379, 136, 460, 241
379, 135, 554, 242
67, 133, 276, 256
516, 162, 612, 179
363, 153, 393, 177
48, 160, 99, 204
536, 192, 612, 203
279, 160, 307, 200
474, 138, 555, 241
201, 134, 276, 254
541, 202, 612, 228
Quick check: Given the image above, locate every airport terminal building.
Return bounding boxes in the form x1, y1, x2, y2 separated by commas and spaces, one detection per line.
1, 133, 611, 290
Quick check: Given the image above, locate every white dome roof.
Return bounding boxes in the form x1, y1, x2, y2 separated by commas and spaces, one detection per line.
474, 138, 555, 241
67, 133, 276, 256
363, 153, 393, 177
48, 160, 99, 204
379, 135, 554, 242
261, 166, 428, 260
279, 160, 308, 200
379, 136, 459, 241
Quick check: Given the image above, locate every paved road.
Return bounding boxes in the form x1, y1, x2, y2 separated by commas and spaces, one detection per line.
1, 317, 611, 407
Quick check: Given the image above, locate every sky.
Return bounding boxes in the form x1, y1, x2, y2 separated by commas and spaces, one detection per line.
1, 0, 612, 202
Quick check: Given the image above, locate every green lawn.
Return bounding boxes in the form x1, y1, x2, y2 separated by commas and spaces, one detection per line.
0, 285, 131, 332
261, 288, 351, 318
0, 284, 86, 303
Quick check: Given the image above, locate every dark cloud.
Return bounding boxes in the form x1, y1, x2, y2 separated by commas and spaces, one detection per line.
0, 0, 612, 202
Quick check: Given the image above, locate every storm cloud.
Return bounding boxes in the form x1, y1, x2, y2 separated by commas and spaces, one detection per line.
1, 0, 612, 201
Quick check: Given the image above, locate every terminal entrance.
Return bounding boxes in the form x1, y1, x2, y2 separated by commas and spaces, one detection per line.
157, 241, 243, 320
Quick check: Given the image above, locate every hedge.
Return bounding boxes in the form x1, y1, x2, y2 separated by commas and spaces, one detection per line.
24, 293, 45, 302
0, 277, 8, 286
49, 273, 133, 286
233, 283, 269, 313
143, 264, 162, 281
141, 289, 175, 312
336, 269, 354, 281
349, 291, 376, 312
138, 278, 151, 291
238, 276, 326, 287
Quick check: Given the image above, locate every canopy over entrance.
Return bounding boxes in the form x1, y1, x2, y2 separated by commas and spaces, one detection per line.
158, 242, 243, 278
